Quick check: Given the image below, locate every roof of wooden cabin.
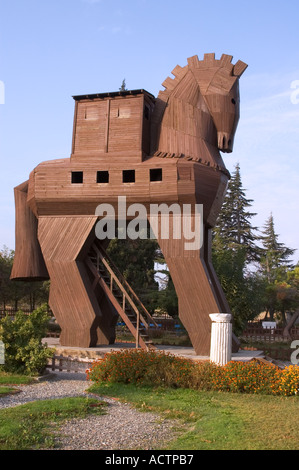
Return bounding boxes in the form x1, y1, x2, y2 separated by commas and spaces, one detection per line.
72, 89, 155, 101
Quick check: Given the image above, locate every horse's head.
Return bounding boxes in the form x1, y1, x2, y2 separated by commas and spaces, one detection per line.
191, 54, 248, 153
204, 80, 240, 153
152, 53, 247, 159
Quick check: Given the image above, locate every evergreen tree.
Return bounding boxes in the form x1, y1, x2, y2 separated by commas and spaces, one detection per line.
259, 213, 295, 284
259, 214, 296, 322
213, 163, 259, 263
212, 164, 263, 332
119, 79, 127, 91
212, 243, 264, 335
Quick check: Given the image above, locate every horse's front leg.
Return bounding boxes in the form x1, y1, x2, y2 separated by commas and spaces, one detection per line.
151, 213, 221, 356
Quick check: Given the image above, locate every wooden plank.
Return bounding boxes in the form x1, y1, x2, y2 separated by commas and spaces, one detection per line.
233, 60, 248, 77
104, 98, 110, 152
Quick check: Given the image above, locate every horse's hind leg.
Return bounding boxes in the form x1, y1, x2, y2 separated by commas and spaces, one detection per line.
37, 216, 116, 347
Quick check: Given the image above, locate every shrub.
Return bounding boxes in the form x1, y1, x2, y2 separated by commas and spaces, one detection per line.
209, 360, 281, 395
87, 349, 299, 397
189, 360, 222, 391
0, 305, 54, 375
191, 360, 299, 396
86, 349, 195, 388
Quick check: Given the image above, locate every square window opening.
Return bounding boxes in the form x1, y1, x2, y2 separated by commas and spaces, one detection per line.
123, 169, 135, 183
71, 171, 83, 183
97, 171, 109, 183
150, 168, 162, 182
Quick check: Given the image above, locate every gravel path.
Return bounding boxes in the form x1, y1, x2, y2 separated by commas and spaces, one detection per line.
0, 372, 180, 450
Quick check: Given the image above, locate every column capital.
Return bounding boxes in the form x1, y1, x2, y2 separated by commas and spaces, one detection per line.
209, 313, 232, 323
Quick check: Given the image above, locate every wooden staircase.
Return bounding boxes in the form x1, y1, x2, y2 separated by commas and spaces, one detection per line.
86, 243, 158, 350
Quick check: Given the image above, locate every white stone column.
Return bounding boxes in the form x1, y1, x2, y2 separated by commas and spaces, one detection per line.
209, 313, 232, 366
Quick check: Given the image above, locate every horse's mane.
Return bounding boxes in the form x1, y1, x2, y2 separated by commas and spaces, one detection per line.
160, 53, 247, 99
150, 54, 247, 171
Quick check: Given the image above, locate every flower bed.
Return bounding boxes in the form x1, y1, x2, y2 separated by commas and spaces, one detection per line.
86, 349, 299, 396
86, 349, 194, 388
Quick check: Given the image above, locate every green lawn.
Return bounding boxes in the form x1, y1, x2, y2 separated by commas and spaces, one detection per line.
89, 382, 299, 450
1, 370, 298, 451
0, 372, 34, 399
0, 372, 34, 385
0, 396, 107, 450
0, 371, 107, 450
0, 386, 16, 396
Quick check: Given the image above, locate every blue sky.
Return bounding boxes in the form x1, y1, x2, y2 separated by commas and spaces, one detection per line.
1, 0, 299, 263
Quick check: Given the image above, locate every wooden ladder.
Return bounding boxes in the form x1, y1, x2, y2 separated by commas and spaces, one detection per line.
86, 243, 158, 350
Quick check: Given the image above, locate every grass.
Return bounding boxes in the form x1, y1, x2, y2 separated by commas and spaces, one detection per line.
0, 386, 16, 396
88, 382, 299, 450
0, 396, 107, 450
0, 371, 35, 399
0, 372, 34, 385
0, 370, 107, 450
1, 363, 299, 450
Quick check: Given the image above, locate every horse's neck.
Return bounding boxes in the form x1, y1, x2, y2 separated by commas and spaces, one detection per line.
157, 83, 223, 167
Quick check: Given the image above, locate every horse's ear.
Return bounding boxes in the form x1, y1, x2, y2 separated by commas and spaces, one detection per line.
233, 60, 248, 77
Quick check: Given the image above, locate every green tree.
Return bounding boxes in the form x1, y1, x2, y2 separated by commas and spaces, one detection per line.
213, 163, 260, 263
0, 247, 14, 310
259, 213, 295, 284
24, 280, 49, 311
212, 246, 264, 335
259, 214, 296, 322
212, 164, 263, 332
107, 237, 159, 313
0, 247, 27, 310
275, 281, 298, 324
119, 79, 127, 91
153, 264, 178, 318
0, 246, 50, 311
282, 265, 299, 336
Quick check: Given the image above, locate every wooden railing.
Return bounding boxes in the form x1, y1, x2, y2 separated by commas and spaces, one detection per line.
96, 243, 158, 329
241, 325, 299, 343
0, 308, 33, 318
46, 355, 94, 373
86, 243, 157, 350
262, 347, 294, 362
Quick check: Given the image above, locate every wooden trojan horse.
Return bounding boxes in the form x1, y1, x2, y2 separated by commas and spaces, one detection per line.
11, 53, 247, 355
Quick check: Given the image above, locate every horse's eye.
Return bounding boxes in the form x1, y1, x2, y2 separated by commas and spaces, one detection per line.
231, 98, 236, 105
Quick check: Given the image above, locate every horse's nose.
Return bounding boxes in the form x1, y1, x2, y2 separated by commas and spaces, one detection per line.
217, 132, 233, 153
